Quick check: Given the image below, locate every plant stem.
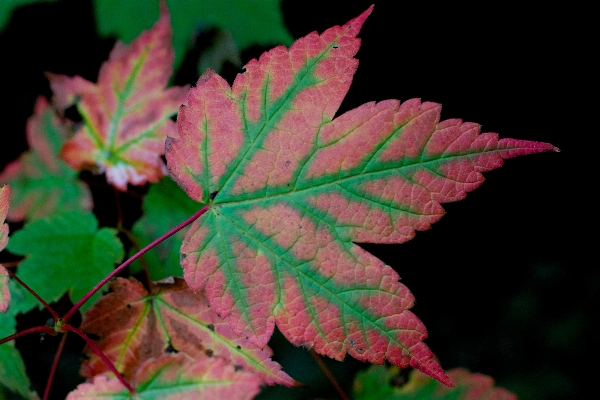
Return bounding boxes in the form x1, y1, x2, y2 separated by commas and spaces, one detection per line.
309, 349, 349, 400
62, 324, 134, 393
119, 227, 152, 289
6, 269, 59, 321
62, 205, 210, 322
43, 331, 68, 400
0, 325, 56, 346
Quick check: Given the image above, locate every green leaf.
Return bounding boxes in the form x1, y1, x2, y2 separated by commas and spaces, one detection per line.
7, 211, 124, 311
131, 177, 201, 280
353, 365, 517, 400
0, 281, 35, 399
0, 97, 92, 222
0, 0, 58, 32
92, 0, 293, 71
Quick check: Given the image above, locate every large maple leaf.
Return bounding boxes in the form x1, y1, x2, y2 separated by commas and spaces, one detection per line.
0, 97, 92, 222
79, 277, 295, 386
48, 1, 187, 191
165, 7, 558, 385
67, 353, 262, 400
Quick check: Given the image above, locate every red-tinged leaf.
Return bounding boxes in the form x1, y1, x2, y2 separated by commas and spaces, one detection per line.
67, 353, 262, 400
165, 7, 558, 386
48, 1, 187, 191
0, 97, 92, 222
354, 364, 517, 400
80, 277, 295, 386
0, 184, 10, 312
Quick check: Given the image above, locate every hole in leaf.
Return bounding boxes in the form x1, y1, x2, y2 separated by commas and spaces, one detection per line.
86, 333, 100, 341
165, 342, 178, 354
206, 323, 215, 332
205, 349, 214, 357
234, 365, 243, 372
210, 191, 218, 200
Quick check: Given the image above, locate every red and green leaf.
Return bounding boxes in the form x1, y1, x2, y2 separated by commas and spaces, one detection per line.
165, 6, 557, 386
6, 211, 124, 312
0, 185, 10, 312
48, 2, 187, 191
354, 364, 517, 400
79, 277, 295, 386
67, 353, 262, 400
0, 97, 92, 222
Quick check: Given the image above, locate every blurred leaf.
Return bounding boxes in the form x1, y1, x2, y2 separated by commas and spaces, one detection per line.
353, 365, 517, 400
0, 0, 58, 32
93, 0, 293, 71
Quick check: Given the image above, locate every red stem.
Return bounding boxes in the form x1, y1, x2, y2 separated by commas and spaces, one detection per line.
6, 269, 59, 321
62, 324, 134, 393
62, 205, 210, 322
0, 325, 56, 346
43, 331, 68, 400
309, 349, 349, 400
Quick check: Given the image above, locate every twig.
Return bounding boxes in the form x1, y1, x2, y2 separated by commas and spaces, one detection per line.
43, 331, 68, 400
309, 349, 349, 400
0, 326, 56, 346
6, 269, 59, 321
62, 324, 134, 393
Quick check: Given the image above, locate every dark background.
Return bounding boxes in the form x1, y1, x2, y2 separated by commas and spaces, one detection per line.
0, 1, 594, 399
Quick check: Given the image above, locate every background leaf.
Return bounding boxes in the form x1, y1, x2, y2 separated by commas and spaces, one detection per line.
131, 177, 201, 280
49, 2, 188, 191
0, 97, 92, 222
67, 353, 262, 400
353, 364, 517, 400
7, 211, 124, 312
80, 277, 295, 386
0, 0, 58, 32
93, 0, 293, 71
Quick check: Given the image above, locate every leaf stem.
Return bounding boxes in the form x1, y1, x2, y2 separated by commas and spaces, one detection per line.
62, 324, 134, 393
6, 269, 59, 321
309, 349, 349, 400
119, 227, 152, 289
62, 205, 210, 322
43, 331, 68, 400
0, 325, 56, 346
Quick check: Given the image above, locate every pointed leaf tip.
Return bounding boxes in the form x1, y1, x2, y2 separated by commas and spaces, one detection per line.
344, 5, 374, 35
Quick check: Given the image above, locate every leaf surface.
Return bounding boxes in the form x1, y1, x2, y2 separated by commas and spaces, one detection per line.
80, 277, 294, 386
0, 97, 92, 222
7, 211, 124, 311
48, 2, 187, 191
131, 177, 200, 280
0, 185, 9, 312
165, 7, 558, 385
353, 364, 517, 400
92, 0, 293, 71
67, 353, 262, 400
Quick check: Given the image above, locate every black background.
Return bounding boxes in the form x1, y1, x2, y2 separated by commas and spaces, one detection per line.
0, 1, 594, 399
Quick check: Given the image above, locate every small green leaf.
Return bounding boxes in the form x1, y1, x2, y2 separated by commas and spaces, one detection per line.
7, 211, 124, 311
0, 0, 59, 32
131, 177, 201, 280
92, 0, 293, 71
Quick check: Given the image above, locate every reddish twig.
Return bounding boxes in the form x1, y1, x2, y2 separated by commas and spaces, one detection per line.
43, 331, 68, 400
309, 349, 349, 400
62, 205, 210, 322
62, 324, 134, 393
0, 260, 22, 268
0, 325, 56, 346
6, 269, 59, 321
119, 227, 152, 289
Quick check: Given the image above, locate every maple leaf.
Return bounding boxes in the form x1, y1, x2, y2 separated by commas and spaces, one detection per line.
67, 353, 262, 400
165, 7, 558, 385
0, 97, 92, 222
47, 1, 188, 191
353, 364, 517, 400
131, 177, 200, 280
79, 277, 294, 386
6, 211, 124, 311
